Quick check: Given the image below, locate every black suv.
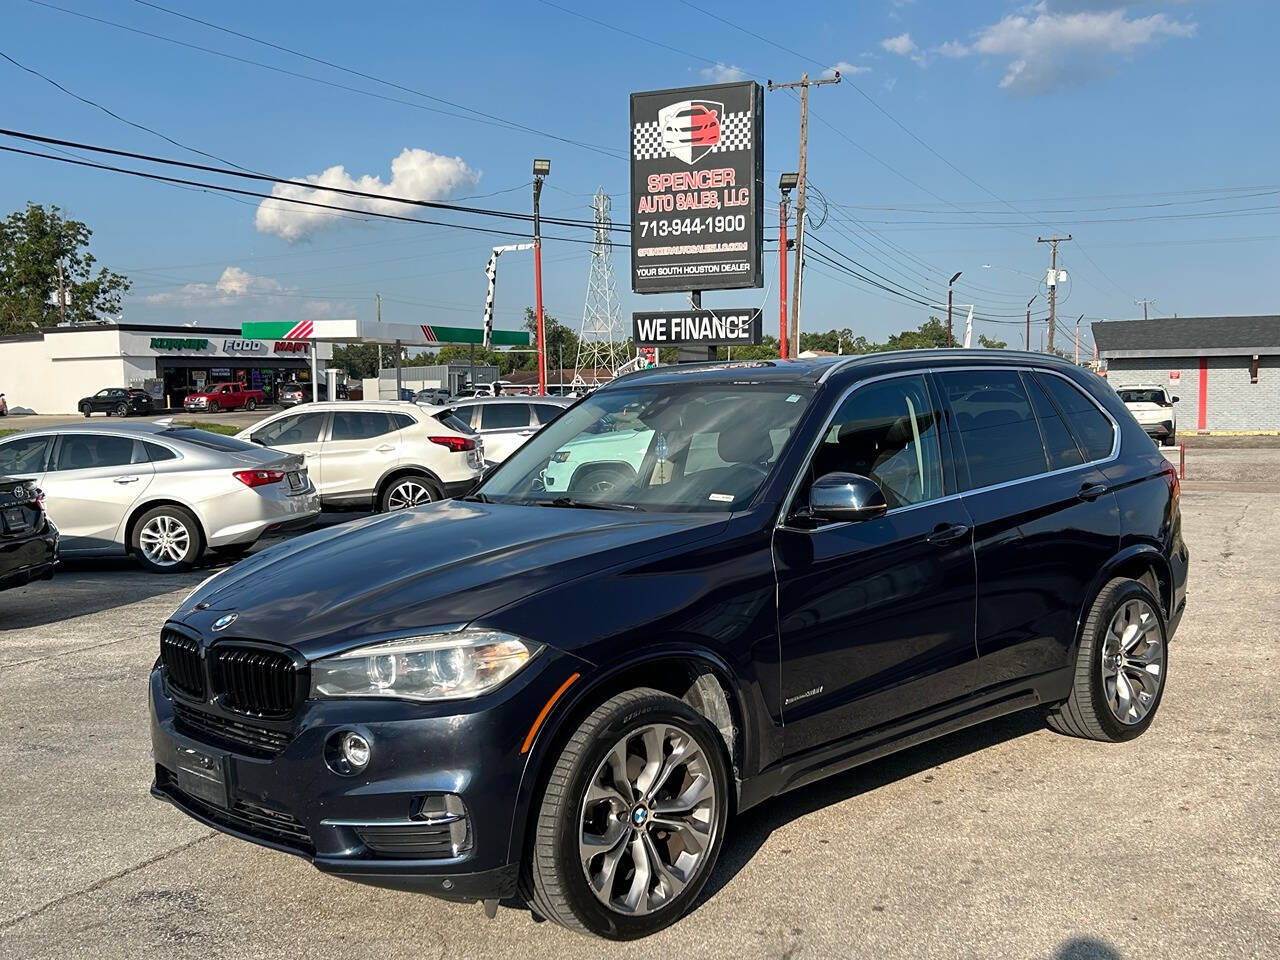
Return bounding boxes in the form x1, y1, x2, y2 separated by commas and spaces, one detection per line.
149, 351, 1188, 939
78, 387, 154, 417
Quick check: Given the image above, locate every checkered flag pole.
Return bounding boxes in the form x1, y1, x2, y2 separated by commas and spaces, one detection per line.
481, 243, 534, 349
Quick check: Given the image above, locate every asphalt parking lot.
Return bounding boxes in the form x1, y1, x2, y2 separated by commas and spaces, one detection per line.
1, 455, 1277, 959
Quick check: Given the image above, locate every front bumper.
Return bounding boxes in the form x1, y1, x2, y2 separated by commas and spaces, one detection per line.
148, 645, 586, 900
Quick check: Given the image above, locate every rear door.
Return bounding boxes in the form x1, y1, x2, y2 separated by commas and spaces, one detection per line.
477, 402, 536, 462
41, 433, 155, 552
936, 367, 1120, 693
774, 373, 978, 753
249, 411, 328, 493
320, 410, 401, 501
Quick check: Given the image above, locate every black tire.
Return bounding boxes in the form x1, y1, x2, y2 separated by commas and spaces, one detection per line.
80, 403, 92, 418
1162, 432, 1177, 448
245, 398, 257, 411
115, 402, 129, 417
569, 465, 633, 497
524, 688, 731, 940
208, 400, 220, 413
377, 474, 440, 512
130, 504, 204, 574
1045, 577, 1168, 742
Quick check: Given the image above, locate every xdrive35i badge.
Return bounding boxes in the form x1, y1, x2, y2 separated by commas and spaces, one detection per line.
211, 613, 238, 632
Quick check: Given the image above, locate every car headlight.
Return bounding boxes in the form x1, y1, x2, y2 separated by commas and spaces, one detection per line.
309, 629, 538, 702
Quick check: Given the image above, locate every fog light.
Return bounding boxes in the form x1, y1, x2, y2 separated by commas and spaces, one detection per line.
340, 731, 371, 770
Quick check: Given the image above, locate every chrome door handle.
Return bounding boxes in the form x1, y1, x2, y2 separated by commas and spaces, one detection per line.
113, 476, 140, 484
1077, 482, 1109, 502
375, 444, 396, 452
517, 428, 537, 436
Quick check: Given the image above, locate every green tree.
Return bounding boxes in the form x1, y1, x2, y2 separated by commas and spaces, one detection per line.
523, 307, 579, 374
881, 316, 951, 351
0, 203, 130, 334
331, 342, 385, 379
977, 333, 1008, 350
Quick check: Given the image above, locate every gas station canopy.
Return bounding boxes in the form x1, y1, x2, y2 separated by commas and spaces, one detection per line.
240, 319, 530, 347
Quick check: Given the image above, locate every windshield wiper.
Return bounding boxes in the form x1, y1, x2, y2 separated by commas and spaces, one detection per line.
460, 492, 491, 503
544, 497, 643, 512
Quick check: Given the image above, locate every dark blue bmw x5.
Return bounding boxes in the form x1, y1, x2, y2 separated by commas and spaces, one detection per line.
150, 350, 1188, 939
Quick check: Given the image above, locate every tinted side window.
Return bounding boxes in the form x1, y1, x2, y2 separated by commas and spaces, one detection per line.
330, 411, 393, 441
254, 413, 324, 446
939, 369, 1048, 489
1025, 375, 1085, 471
54, 434, 140, 470
1035, 372, 1115, 461
481, 403, 532, 430
388, 413, 417, 430
531, 403, 565, 424
0, 435, 52, 474
807, 374, 945, 509
142, 441, 179, 462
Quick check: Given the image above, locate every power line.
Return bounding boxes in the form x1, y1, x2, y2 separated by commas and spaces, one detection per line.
0, 128, 625, 233
26, 0, 625, 160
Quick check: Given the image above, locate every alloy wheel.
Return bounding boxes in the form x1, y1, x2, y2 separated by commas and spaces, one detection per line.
1100, 597, 1165, 725
578, 723, 718, 916
138, 514, 191, 567
386, 479, 435, 510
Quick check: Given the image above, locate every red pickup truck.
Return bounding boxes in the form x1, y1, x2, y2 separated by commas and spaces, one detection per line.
183, 381, 265, 413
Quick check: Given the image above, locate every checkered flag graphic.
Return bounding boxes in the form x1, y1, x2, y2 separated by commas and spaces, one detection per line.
631, 111, 753, 161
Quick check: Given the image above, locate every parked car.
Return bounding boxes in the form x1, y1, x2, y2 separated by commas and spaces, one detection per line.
183, 382, 265, 414
414, 388, 451, 406
450, 384, 496, 400
447, 396, 571, 463
279, 381, 349, 407
78, 387, 155, 418
0, 422, 319, 572
235, 401, 483, 511
1116, 384, 1179, 446
149, 351, 1187, 938
0, 475, 57, 591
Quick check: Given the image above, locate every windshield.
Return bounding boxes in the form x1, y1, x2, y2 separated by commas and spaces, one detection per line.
1118, 388, 1168, 405
479, 382, 812, 512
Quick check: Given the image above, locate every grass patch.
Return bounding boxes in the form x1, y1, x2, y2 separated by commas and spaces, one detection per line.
0, 428, 19, 439
175, 419, 241, 436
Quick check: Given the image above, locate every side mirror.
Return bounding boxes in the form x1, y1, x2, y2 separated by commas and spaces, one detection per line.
807, 472, 889, 523
1171, 395, 1180, 403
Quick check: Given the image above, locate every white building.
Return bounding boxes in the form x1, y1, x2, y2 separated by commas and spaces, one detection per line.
0, 323, 334, 414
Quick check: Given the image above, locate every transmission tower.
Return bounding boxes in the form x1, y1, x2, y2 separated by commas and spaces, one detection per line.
573, 189, 623, 386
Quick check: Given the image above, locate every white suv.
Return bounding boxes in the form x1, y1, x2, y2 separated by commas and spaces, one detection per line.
1115, 384, 1180, 446
236, 401, 483, 510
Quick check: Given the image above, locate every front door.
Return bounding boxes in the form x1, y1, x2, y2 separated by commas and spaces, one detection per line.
249, 410, 327, 491
774, 373, 978, 755
42, 433, 155, 552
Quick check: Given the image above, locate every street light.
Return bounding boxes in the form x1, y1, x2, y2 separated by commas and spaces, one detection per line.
778, 172, 798, 358
1026, 295, 1037, 351
532, 159, 550, 395
947, 271, 962, 347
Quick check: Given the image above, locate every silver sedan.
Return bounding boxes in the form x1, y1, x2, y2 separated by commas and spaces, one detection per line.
0, 421, 320, 572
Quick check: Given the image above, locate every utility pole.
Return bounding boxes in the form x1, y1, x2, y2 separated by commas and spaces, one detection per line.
1135, 298, 1156, 321
376, 293, 383, 381
532, 159, 551, 396
56, 257, 67, 325
947, 271, 962, 347
1037, 235, 1071, 353
778, 173, 797, 358
1026, 295, 1037, 351
1075, 314, 1084, 365
769, 71, 840, 354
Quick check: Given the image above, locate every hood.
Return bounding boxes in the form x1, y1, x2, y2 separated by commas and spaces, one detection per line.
174, 500, 726, 658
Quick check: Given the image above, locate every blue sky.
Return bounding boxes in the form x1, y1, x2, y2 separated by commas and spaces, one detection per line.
3, 0, 1277, 353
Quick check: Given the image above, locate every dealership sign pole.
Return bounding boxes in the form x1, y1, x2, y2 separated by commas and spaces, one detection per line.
630, 81, 764, 358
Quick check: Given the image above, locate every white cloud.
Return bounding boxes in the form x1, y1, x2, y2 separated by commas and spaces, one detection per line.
144, 267, 289, 308
881, 33, 918, 57
700, 62, 747, 83
823, 60, 871, 79
255, 148, 480, 242
946, 4, 1196, 93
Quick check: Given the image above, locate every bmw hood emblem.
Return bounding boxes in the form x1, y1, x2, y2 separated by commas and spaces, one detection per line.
211, 612, 238, 632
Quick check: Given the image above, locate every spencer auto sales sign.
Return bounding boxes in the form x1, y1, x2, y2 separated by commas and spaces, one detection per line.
630, 81, 764, 294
